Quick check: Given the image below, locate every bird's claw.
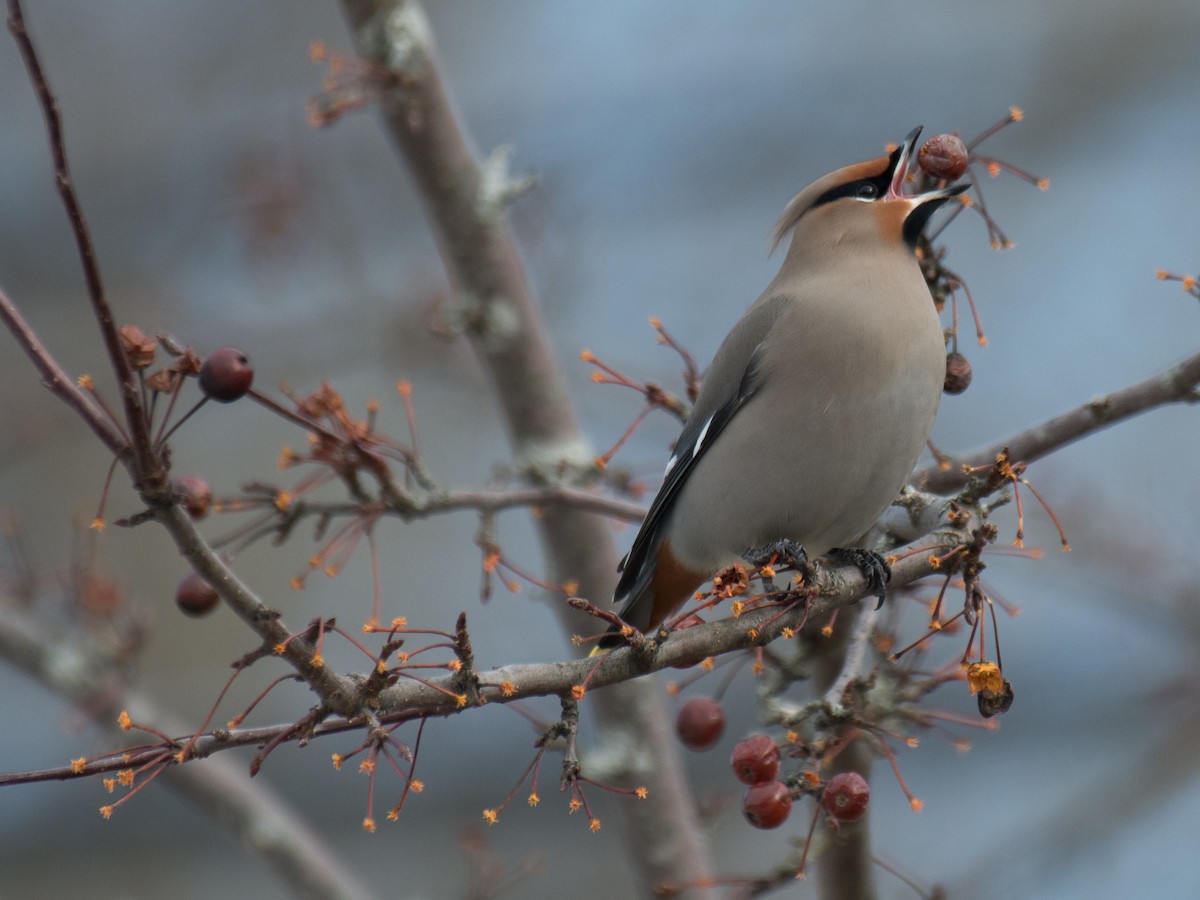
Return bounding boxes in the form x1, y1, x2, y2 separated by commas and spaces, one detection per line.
829, 548, 892, 609
744, 539, 809, 571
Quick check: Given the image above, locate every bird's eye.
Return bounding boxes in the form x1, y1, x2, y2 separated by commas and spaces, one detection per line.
856, 182, 879, 200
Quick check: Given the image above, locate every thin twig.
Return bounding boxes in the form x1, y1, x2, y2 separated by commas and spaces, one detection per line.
0, 286, 127, 454
6, 0, 160, 485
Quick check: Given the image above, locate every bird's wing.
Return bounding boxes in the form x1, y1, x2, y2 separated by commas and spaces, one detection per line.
614, 294, 789, 613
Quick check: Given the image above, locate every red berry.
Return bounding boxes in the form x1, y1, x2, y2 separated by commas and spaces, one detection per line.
943, 351, 973, 395
675, 697, 725, 751
822, 771, 870, 822
730, 734, 781, 785
173, 476, 213, 520
199, 347, 254, 402
918, 133, 969, 181
742, 781, 792, 829
175, 572, 219, 618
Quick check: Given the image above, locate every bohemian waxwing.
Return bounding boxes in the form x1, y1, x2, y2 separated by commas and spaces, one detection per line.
600, 126, 965, 648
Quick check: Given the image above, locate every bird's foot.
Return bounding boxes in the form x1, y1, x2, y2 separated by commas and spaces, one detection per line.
744, 539, 809, 572
829, 548, 892, 609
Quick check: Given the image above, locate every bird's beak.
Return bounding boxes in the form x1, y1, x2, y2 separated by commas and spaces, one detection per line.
887, 125, 969, 205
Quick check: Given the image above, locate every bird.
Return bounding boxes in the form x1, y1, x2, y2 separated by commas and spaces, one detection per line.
598, 126, 965, 650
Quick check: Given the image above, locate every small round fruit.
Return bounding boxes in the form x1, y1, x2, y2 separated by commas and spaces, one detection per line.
675, 697, 725, 751
730, 734, 781, 785
173, 476, 213, 520
199, 347, 254, 402
978, 680, 1015, 718
918, 133, 969, 181
944, 351, 973, 395
175, 572, 219, 618
742, 781, 792, 829
822, 771, 870, 822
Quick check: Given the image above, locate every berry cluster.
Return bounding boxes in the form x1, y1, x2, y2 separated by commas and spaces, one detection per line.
674, 698, 871, 833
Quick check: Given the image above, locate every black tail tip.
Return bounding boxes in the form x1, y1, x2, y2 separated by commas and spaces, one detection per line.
595, 629, 622, 651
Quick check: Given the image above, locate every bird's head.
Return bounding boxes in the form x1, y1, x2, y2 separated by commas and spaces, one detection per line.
771, 126, 968, 255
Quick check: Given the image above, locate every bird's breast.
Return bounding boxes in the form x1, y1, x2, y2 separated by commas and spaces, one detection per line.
668, 262, 944, 573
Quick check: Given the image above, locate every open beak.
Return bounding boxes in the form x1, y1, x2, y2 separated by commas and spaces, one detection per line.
887, 125, 969, 205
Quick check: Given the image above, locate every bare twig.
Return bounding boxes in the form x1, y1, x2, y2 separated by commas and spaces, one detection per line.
6, 0, 161, 486
822, 605, 881, 710
0, 286, 127, 455
254, 485, 644, 526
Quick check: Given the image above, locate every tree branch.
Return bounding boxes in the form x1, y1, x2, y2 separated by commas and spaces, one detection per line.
336, 1, 716, 893
6, 0, 160, 485
0, 284, 128, 455
239, 484, 646, 526
153, 503, 362, 716
1, 536, 953, 787
914, 348, 1200, 493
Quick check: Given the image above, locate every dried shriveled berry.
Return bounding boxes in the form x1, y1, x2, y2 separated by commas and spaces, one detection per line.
199, 347, 254, 402
918, 133, 969, 181
742, 780, 792, 829
173, 476, 213, 520
175, 572, 219, 618
146, 368, 181, 394
730, 734, 781, 785
675, 697, 725, 751
823, 771, 870, 821
118, 324, 156, 370
944, 351, 973, 394
978, 680, 1015, 718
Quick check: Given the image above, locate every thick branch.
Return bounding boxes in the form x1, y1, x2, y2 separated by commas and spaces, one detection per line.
337, 1, 715, 893
915, 349, 1200, 493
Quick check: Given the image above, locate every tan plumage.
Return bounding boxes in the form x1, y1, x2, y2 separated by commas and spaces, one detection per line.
602, 127, 963, 647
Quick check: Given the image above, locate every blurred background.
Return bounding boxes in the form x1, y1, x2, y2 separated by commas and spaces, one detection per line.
1, 1, 1199, 897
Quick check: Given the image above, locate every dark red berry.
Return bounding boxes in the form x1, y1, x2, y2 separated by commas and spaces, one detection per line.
918, 133, 969, 181
822, 771, 870, 822
978, 680, 1015, 718
730, 734, 781, 785
675, 697, 725, 751
173, 476, 213, 520
944, 351, 973, 394
199, 347, 254, 402
742, 780, 792, 829
175, 572, 219, 618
